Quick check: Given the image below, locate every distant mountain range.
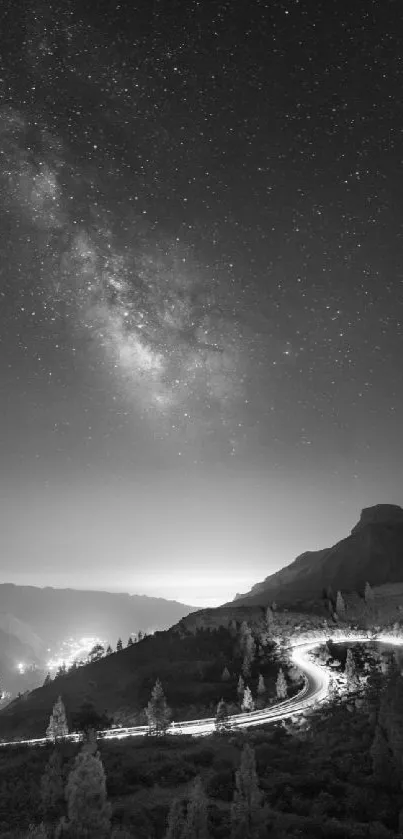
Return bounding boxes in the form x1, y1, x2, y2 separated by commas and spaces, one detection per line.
0, 585, 194, 701
0, 585, 194, 652
232, 504, 403, 607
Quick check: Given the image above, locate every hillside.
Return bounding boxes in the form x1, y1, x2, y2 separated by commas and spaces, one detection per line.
0, 616, 287, 740
233, 504, 403, 607
0, 584, 194, 650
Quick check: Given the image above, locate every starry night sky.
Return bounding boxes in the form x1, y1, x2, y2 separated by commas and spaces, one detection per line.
0, 0, 402, 606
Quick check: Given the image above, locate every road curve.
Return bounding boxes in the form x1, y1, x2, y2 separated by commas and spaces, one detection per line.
1, 630, 400, 747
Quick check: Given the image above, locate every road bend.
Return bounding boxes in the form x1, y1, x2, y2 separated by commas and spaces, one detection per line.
1, 631, 401, 747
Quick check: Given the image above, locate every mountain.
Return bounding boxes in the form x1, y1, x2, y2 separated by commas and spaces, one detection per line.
0, 626, 45, 701
0, 585, 194, 651
233, 504, 403, 606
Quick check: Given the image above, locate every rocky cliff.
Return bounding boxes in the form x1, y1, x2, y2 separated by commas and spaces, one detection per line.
232, 504, 403, 607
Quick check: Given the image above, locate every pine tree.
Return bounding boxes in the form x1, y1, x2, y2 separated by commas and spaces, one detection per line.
146, 678, 171, 734
221, 666, 231, 681
239, 621, 250, 652
237, 675, 245, 703
276, 667, 287, 700
370, 724, 395, 783
165, 798, 186, 839
379, 672, 403, 775
242, 632, 256, 679
43, 672, 52, 686
336, 590, 345, 613
345, 648, 359, 690
106, 645, 113, 655
40, 749, 64, 819
127, 636, 134, 646
231, 743, 263, 839
364, 581, 374, 602
256, 674, 266, 708
88, 644, 105, 662
183, 776, 209, 839
215, 698, 231, 734
26, 825, 48, 838
116, 638, 123, 652
265, 605, 274, 627
46, 696, 69, 740
241, 686, 254, 712
60, 749, 111, 839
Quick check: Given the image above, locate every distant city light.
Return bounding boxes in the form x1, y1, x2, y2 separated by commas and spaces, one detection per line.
46, 636, 104, 672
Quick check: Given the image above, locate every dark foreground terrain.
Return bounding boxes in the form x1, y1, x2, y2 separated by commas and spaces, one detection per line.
0, 689, 402, 838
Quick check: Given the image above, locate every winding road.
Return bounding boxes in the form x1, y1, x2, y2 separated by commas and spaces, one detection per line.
1, 630, 400, 747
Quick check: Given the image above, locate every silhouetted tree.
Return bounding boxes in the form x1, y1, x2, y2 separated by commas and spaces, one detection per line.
241, 686, 254, 712
345, 648, 359, 690
146, 678, 171, 734
43, 672, 52, 686
165, 798, 186, 839
276, 667, 287, 700
336, 590, 345, 613
26, 824, 48, 837
256, 674, 266, 708
379, 672, 403, 775
88, 644, 105, 663
40, 748, 64, 819
370, 724, 395, 784
116, 638, 123, 652
215, 698, 231, 734
105, 644, 113, 655
183, 776, 209, 839
231, 743, 263, 839
237, 675, 245, 703
242, 631, 256, 679
57, 748, 111, 838
127, 636, 134, 646
46, 696, 68, 740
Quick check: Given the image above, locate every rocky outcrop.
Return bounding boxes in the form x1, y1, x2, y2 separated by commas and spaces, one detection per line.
232, 505, 403, 607
351, 505, 403, 535
175, 605, 265, 634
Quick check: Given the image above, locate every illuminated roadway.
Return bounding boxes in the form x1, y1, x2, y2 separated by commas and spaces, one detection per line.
1, 630, 401, 747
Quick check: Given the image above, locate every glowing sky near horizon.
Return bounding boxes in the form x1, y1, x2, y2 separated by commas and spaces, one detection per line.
1, 0, 403, 605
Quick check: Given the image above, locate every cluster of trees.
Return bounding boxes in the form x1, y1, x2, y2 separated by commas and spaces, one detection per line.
44, 633, 150, 687
36, 738, 117, 837
32, 735, 265, 839
164, 742, 263, 839
143, 665, 289, 743
323, 581, 375, 619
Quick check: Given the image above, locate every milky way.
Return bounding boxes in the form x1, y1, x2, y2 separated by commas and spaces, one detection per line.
0, 103, 250, 455
1, 0, 403, 534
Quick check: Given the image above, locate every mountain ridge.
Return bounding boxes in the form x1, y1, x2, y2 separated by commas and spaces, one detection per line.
232, 504, 403, 606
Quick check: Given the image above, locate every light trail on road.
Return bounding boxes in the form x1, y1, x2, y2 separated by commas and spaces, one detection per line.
1, 630, 401, 747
